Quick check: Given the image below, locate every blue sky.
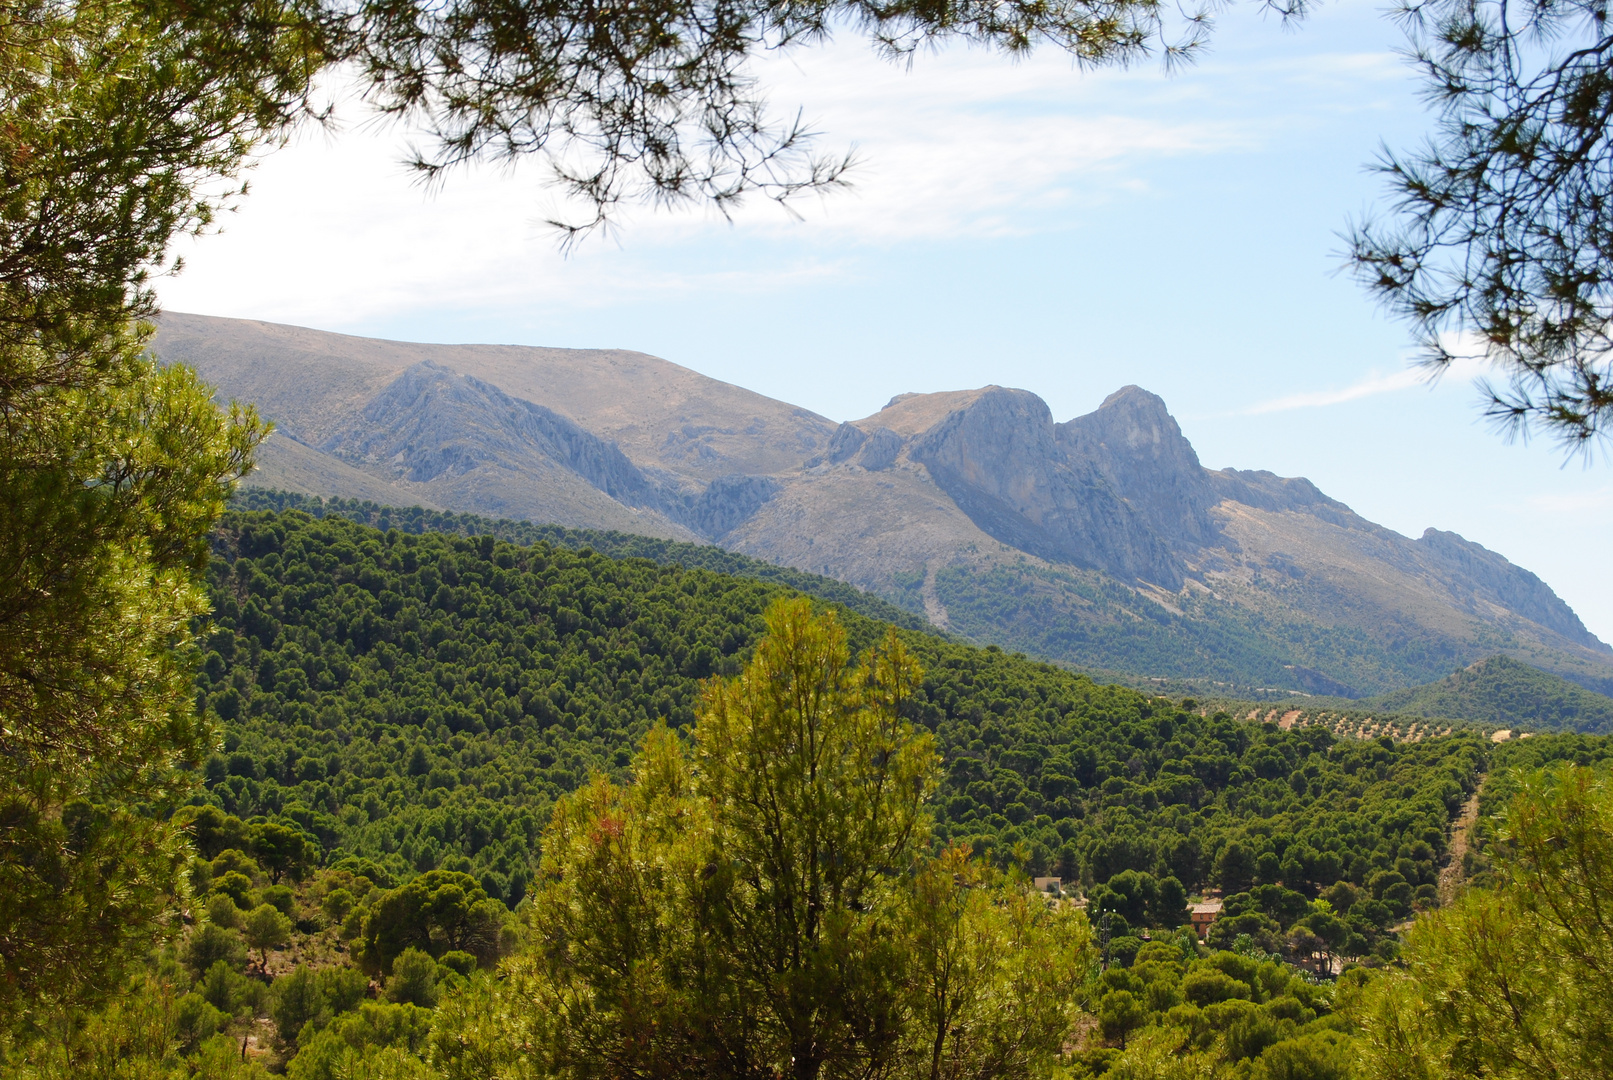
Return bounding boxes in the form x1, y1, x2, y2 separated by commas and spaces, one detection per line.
159, 0, 1613, 645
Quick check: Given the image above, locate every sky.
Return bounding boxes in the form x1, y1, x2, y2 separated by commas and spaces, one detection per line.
158, 0, 1613, 646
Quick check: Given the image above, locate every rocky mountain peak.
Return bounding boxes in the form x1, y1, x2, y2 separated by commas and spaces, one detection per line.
1092, 385, 1190, 446
819, 383, 1229, 586
906, 386, 1183, 587
1058, 386, 1220, 552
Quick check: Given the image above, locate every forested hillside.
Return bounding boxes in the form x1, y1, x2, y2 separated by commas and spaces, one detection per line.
197, 509, 1483, 952
1357, 655, 1613, 733
7, 507, 1576, 1079
231, 489, 931, 631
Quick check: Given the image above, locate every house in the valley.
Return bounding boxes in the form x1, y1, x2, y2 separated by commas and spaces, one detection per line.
1189, 899, 1224, 940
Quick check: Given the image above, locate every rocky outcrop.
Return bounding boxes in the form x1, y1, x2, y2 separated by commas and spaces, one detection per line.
856, 428, 904, 471
906, 387, 1183, 587
326, 362, 669, 508
1056, 385, 1221, 551
838, 385, 1229, 587
1207, 468, 1357, 528
821, 423, 867, 465
688, 475, 783, 538
812, 423, 903, 471
324, 362, 782, 541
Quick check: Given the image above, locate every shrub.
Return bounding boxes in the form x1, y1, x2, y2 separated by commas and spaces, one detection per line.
1249, 1030, 1353, 1080
320, 888, 355, 924
320, 966, 369, 1016
437, 951, 477, 977
172, 992, 226, 1050
1132, 941, 1187, 969
356, 870, 506, 975
204, 894, 241, 930
1181, 969, 1252, 1007
386, 948, 438, 1008
242, 904, 293, 969
211, 871, 254, 910
1098, 990, 1147, 1048
1107, 935, 1143, 967
260, 884, 295, 916
209, 849, 260, 879
198, 959, 264, 1016
272, 966, 324, 1043
287, 1003, 434, 1080
182, 924, 246, 978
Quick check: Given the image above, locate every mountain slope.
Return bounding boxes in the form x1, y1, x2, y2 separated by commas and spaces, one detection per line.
157, 311, 1613, 696
1356, 655, 1613, 733
230, 489, 932, 632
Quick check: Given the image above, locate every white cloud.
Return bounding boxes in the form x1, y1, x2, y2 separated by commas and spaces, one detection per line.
158, 38, 1365, 327
1241, 340, 1491, 415
1242, 366, 1429, 414
1527, 486, 1613, 513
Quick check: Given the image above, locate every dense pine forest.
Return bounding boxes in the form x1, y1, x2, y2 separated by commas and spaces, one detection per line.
7, 506, 1612, 1079
229, 490, 932, 631
198, 510, 1479, 945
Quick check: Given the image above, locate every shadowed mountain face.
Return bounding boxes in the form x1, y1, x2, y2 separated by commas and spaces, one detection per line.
156, 312, 1613, 697
336, 362, 665, 501
320, 360, 789, 541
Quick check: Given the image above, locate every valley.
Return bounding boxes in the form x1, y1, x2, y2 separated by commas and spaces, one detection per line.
108, 503, 1598, 1078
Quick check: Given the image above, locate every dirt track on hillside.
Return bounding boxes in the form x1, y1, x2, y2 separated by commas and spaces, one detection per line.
1439, 783, 1483, 907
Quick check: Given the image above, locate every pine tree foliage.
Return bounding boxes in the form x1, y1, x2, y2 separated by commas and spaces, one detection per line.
429, 599, 1090, 1080
1350, 0, 1613, 448
0, 0, 320, 1019
1357, 764, 1613, 1079
334, 0, 1218, 239
229, 490, 931, 631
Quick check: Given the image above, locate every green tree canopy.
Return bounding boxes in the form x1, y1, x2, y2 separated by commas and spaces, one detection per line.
355, 870, 507, 975
241, 902, 293, 972
692, 600, 938, 1080
432, 597, 1091, 1080
250, 821, 319, 885
1357, 763, 1613, 1078
0, 0, 307, 1019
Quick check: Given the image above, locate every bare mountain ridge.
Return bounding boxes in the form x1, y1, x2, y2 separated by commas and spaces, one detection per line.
154, 312, 1613, 697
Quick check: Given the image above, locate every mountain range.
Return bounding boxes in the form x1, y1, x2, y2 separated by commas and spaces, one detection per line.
154, 311, 1613, 698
